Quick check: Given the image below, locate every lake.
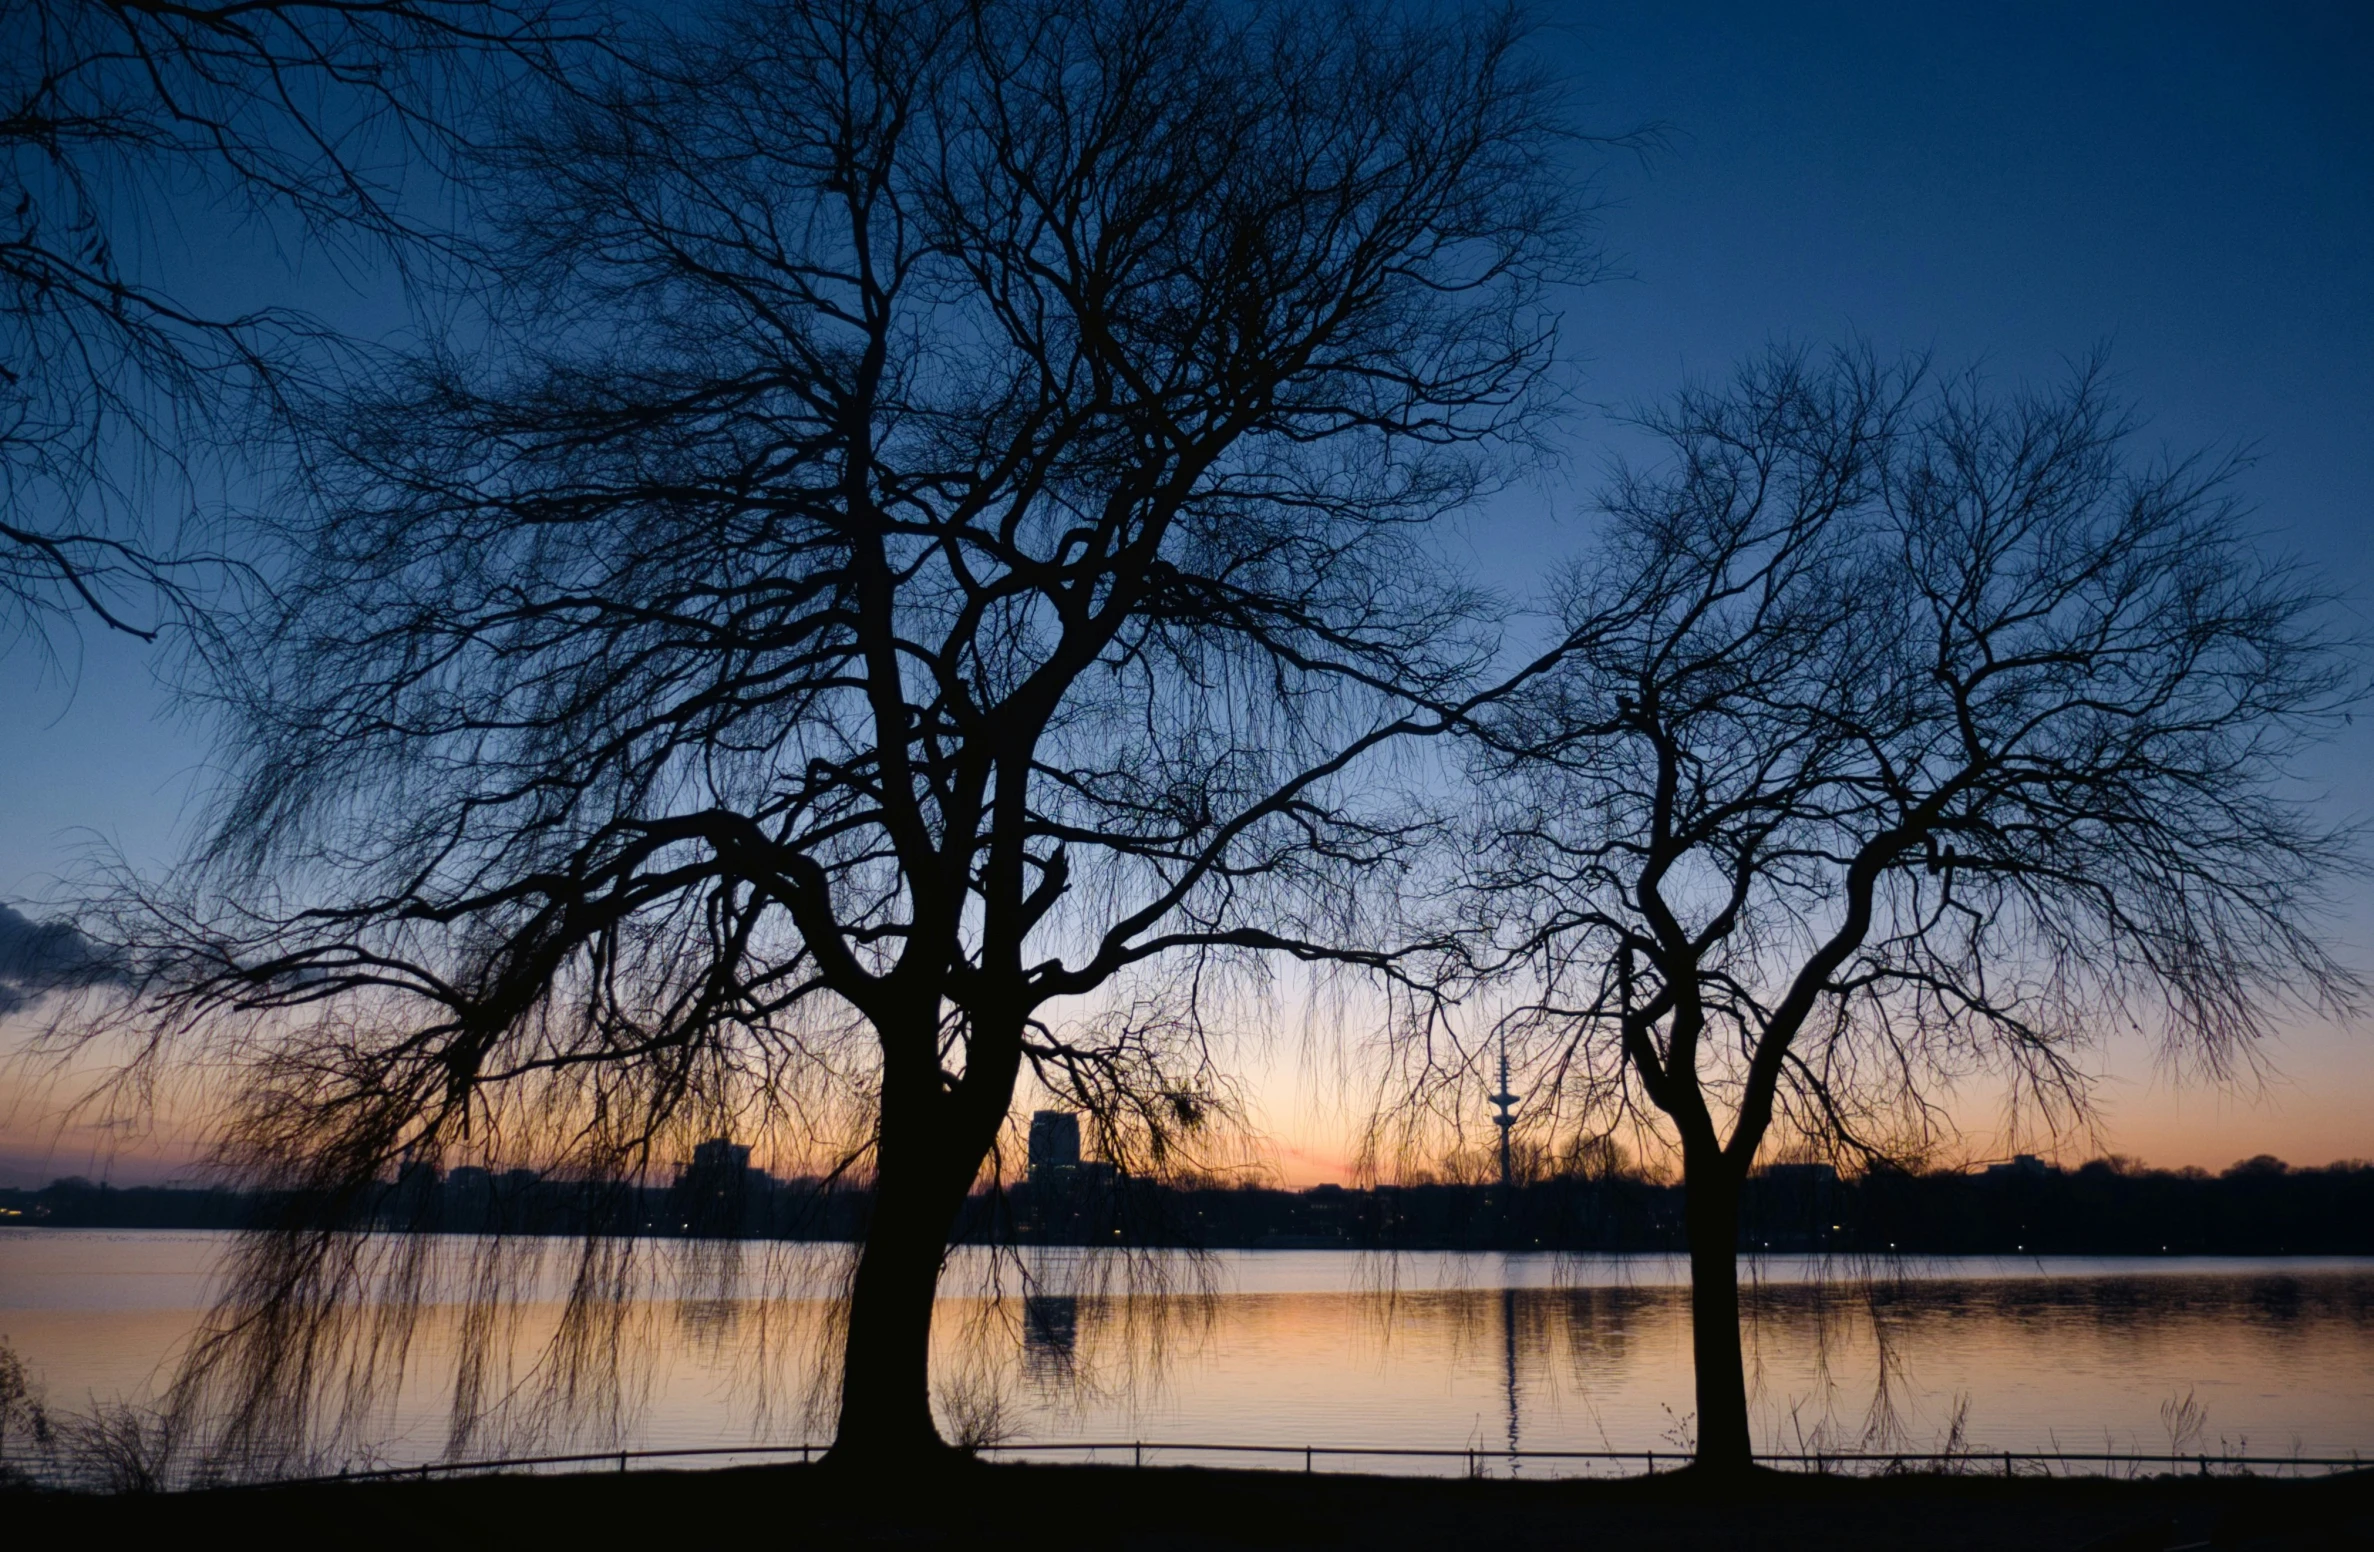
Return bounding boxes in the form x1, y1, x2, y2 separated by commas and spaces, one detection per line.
3, 1230, 2369, 1474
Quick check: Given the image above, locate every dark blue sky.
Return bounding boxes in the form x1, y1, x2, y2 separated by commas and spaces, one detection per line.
4, 1, 2370, 1179
1543, 2, 2369, 564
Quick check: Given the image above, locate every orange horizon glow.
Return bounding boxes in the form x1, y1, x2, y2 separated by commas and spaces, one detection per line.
4, 1001, 2366, 1191
3, 1102, 2365, 1194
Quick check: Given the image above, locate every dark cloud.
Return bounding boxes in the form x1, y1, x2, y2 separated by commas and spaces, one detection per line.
0, 903, 125, 1015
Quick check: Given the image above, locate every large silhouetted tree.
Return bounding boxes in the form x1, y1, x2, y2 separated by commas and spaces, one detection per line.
1448, 348, 2360, 1472
94, 0, 1577, 1467
1, 0, 579, 656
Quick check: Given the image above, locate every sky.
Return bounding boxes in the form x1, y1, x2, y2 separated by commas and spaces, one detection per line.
3, 0, 2371, 1188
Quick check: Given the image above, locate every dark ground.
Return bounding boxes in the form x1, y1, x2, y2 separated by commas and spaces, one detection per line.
9, 1461, 2373, 1550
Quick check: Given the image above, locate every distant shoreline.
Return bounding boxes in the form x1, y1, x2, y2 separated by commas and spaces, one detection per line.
12, 1223, 2374, 1266
7, 1157, 2372, 1255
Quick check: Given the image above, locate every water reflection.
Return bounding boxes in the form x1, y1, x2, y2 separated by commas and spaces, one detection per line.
2, 1234, 2369, 1472
1003, 1266, 2374, 1466
1023, 1295, 1079, 1365
1499, 1283, 1521, 1464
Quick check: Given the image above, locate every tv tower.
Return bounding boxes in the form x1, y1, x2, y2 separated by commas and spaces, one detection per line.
1489, 1031, 1519, 1190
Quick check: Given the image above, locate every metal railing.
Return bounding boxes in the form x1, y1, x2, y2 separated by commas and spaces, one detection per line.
263, 1439, 2368, 1488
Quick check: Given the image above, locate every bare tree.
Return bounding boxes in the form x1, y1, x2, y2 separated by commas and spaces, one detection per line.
82, 0, 1581, 1467
0, 0, 583, 656
1447, 347, 2361, 1471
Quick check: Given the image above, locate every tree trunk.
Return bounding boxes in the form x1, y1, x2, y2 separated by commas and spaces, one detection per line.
829, 1129, 973, 1464
1684, 1163, 1753, 1473
827, 1011, 1023, 1468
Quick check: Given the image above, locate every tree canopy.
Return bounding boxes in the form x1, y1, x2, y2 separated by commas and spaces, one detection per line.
1431, 346, 2363, 1467
78, 0, 1582, 1466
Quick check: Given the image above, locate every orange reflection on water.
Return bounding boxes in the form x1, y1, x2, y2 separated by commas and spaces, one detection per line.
3, 1232, 2369, 1471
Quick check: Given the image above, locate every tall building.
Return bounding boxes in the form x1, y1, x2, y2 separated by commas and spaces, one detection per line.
1028, 1110, 1081, 1176
1024, 1111, 1123, 1242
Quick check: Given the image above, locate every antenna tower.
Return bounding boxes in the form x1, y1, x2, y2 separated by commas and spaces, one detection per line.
1489, 1032, 1519, 1191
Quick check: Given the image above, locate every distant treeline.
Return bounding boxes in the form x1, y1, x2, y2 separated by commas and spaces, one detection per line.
5, 1155, 2370, 1256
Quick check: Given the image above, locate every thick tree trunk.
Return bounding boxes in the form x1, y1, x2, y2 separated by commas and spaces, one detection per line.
827, 1010, 1022, 1467
1684, 1164, 1753, 1473
829, 1133, 973, 1464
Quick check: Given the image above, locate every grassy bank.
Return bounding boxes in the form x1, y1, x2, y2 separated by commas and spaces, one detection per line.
9, 1459, 2373, 1550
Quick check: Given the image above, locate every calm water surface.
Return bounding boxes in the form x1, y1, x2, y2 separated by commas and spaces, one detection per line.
2, 1230, 2368, 1470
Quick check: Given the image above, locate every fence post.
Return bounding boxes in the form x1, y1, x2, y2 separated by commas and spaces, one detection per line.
1305, 1446, 1313, 1474
1646, 1450, 1654, 1475
2003, 1451, 2012, 1479
1134, 1441, 1142, 1468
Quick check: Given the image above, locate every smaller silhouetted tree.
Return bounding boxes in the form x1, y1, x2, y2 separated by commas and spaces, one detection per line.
1448, 346, 2360, 1471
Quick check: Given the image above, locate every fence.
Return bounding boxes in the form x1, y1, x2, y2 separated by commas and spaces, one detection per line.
270, 1439, 2367, 1488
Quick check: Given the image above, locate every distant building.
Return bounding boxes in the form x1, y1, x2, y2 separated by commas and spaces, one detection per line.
1022, 1112, 1122, 1241
676, 1137, 756, 1235
1984, 1154, 2053, 1179
1028, 1111, 1082, 1176
692, 1138, 752, 1174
